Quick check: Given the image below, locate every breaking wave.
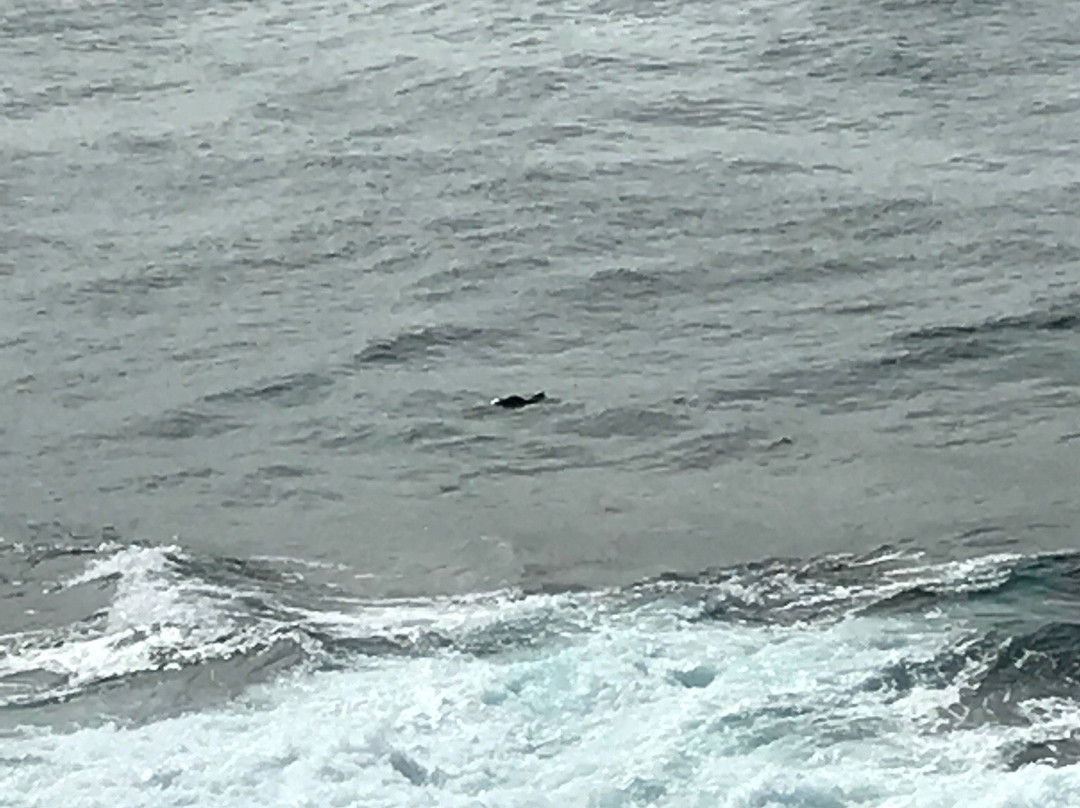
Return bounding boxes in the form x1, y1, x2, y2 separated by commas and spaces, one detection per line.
2, 543, 1080, 806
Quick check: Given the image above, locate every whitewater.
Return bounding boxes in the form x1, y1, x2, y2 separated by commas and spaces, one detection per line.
3, 543, 1080, 807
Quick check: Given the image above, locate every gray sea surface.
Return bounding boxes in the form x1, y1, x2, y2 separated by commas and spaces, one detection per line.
5, 4, 1080, 801
3, 0, 1079, 601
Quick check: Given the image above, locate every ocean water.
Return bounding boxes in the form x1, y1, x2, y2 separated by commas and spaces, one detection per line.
2, 0, 1080, 802
5, 544, 1080, 806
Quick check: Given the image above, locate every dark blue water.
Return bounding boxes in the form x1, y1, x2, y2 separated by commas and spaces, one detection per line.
2, 0, 1079, 802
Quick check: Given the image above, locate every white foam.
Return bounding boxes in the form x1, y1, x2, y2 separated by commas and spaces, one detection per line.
303, 587, 609, 645
0, 545, 243, 698
3, 588, 1078, 808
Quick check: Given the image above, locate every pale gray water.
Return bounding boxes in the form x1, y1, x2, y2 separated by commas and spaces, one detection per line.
3, 0, 1080, 599
3, 2, 1080, 797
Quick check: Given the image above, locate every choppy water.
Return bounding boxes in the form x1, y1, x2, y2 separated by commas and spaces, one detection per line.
5, 543, 1080, 806
2, 0, 1080, 802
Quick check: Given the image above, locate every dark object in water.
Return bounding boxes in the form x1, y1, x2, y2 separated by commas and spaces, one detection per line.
491, 392, 546, 409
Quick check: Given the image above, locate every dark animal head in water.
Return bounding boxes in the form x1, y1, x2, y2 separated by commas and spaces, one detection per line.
491, 392, 546, 409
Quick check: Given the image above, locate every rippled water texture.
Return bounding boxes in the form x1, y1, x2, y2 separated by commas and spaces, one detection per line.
5, 0, 1080, 803
3, 0, 1080, 590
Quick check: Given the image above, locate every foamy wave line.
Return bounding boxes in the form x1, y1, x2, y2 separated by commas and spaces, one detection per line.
0, 544, 277, 705
0, 542, 1061, 713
